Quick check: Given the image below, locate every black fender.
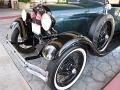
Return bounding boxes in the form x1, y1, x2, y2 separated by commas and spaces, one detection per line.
58, 34, 107, 57
42, 32, 105, 61
10, 15, 33, 40
10, 18, 27, 39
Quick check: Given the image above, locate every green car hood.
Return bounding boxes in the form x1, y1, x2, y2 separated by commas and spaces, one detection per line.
45, 1, 104, 35
46, 1, 103, 11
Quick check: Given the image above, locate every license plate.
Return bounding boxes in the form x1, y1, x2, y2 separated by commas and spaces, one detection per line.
32, 23, 41, 35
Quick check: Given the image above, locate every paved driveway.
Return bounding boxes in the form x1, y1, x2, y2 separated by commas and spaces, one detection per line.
0, 42, 32, 90
0, 9, 120, 90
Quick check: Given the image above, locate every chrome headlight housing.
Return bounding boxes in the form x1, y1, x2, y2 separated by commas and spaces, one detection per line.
42, 45, 57, 60
21, 9, 27, 21
41, 13, 52, 31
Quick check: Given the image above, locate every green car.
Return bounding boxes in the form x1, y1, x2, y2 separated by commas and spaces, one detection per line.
9, 0, 120, 89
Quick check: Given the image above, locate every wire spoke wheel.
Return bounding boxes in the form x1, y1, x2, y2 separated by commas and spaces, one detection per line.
95, 21, 112, 52
53, 47, 86, 90
89, 14, 115, 54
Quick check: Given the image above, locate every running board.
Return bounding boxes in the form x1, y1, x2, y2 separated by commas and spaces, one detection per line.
5, 40, 48, 82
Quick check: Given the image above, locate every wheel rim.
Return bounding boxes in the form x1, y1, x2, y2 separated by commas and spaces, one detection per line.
96, 21, 112, 51
54, 48, 86, 90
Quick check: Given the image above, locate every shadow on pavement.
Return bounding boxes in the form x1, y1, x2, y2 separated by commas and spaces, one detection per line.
107, 32, 120, 53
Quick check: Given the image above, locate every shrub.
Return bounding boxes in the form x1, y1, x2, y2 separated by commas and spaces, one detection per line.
19, 0, 31, 3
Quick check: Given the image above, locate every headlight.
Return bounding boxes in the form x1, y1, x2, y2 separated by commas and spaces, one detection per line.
21, 9, 27, 21
42, 45, 57, 60
41, 13, 52, 31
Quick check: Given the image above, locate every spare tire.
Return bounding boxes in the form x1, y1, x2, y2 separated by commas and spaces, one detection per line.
89, 14, 115, 53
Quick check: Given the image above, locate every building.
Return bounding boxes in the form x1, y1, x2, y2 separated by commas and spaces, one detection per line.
11, 0, 67, 9
0, 0, 11, 8
0, 0, 73, 9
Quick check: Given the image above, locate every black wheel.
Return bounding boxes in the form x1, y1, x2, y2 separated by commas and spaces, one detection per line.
11, 28, 36, 53
47, 46, 86, 90
89, 14, 115, 53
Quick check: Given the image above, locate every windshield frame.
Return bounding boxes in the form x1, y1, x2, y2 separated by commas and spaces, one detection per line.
43, 0, 106, 4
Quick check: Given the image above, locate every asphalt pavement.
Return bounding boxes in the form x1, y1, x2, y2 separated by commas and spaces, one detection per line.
0, 8, 120, 90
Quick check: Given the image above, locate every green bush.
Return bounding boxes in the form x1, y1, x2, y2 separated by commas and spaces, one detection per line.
19, 0, 31, 3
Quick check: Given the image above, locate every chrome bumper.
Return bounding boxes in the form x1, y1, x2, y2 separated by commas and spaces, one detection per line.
5, 40, 48, 82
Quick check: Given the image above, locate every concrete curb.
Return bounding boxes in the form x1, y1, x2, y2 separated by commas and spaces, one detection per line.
0, 15, 20, 20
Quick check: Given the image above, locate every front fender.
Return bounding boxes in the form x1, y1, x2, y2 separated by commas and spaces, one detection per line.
42, 32, 105, 61
10, 22, 20, 30
42, 32, 78, 60
58, 35, 103, 57
10, 18, 27, 39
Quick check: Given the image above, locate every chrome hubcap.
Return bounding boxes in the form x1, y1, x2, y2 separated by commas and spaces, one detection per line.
72, 68, 77, 74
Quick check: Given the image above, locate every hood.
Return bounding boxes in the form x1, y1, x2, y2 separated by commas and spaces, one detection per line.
46, 1, 103, 11
47, 1, 104, 35
46, 1, 104, 17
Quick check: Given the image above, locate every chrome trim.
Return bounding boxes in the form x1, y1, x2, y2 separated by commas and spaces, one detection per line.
42, 45, 57, 60
6, 39, 48, 82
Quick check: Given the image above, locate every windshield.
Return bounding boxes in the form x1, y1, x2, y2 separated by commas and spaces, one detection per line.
43, 0, 105, 4
69, 0, 104, 3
